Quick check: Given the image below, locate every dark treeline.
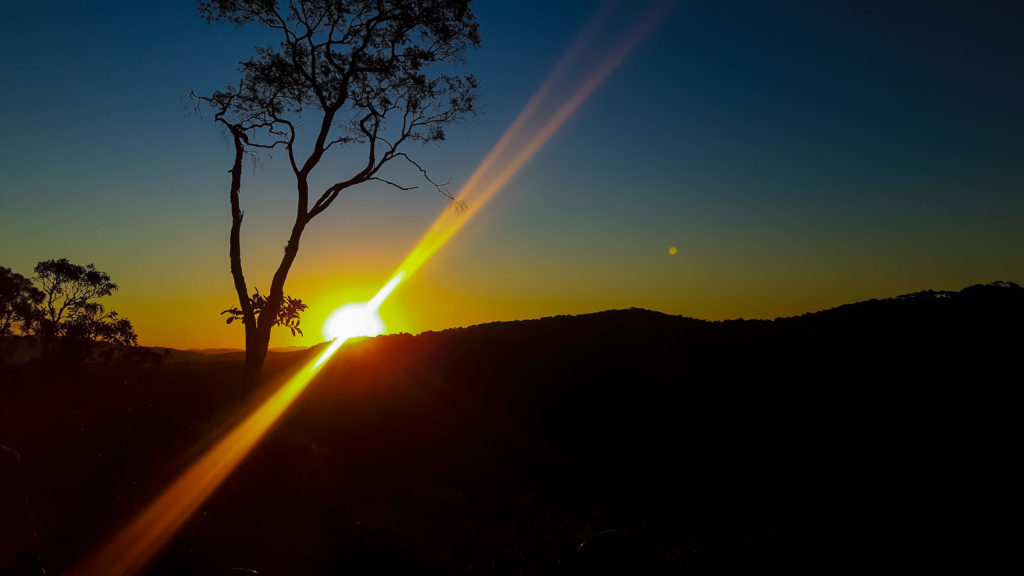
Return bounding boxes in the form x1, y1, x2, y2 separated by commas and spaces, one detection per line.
1, 260, 144, 369
1, 282, 1020, 574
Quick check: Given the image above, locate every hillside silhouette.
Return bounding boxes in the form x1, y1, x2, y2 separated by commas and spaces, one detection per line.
1, 282, 1020, 574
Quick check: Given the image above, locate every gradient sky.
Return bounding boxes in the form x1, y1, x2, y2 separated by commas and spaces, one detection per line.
1, 0, 1022, 349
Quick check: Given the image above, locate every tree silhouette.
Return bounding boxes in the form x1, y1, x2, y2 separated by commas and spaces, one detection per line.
0, 266, 43, 336
32, 259, 138, 358
194, 0, 480, 385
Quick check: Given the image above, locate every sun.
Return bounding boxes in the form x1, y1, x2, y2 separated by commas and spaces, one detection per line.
323, 302, 385, 342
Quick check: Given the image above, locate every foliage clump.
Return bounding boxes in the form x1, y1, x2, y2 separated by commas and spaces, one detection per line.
1, 259, 142, 365
222, 288, 308, 337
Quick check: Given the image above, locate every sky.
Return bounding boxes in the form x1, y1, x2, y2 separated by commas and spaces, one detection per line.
1, 0, 1022, 349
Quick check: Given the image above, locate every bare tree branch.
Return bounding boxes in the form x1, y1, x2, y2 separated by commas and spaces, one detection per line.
371, 177, 418, 191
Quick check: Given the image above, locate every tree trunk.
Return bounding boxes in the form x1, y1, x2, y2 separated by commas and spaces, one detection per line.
234, 175, 310, 390
240, 234, 304, 388
226, 128, 262, 389
242, 328, 267, 388
244, 208, 307, 386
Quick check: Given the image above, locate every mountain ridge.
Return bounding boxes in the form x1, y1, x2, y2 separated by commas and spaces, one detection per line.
167, 280, 1023, 359
1, 280, 1020, 573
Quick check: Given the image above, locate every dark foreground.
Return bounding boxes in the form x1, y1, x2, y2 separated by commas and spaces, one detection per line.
1, 282, 1021, 574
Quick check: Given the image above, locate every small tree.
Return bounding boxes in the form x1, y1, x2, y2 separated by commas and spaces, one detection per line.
33, 259, 138, 360
195, 0, 480, 385
0, 267, 43, 336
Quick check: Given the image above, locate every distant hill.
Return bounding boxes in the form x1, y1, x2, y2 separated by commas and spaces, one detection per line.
1, 281, 1020, 574
156, 346, 308, 363
162, 280, 1024, 360
0, 343, 310, 366
184, 347, 241, 355
182, 345, 307, 355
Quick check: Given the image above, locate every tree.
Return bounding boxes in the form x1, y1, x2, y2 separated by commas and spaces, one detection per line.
195, 0, 480, 385
0, 267, 43, 336
33, 259, 138, 354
